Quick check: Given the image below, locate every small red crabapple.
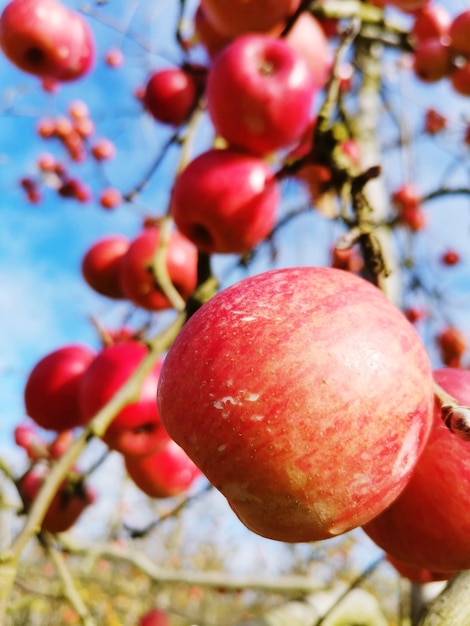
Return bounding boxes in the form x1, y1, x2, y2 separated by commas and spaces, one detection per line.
91, 138, 116, 161
99, 187, 122, 210
105, 48, 124, 68
424, 108, 447, 134
441, 249, 460, 266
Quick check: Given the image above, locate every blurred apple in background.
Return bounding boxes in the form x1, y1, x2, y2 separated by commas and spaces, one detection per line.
82, 235, 130, 300
125, 440, 201, 499
79, 341, 170, 457
0, 0, 95, 81
119, 226, 198, 311
19, 464, 96, 533
24, 344, 95, 432
170, 148, 280, 254
200, 0, 300, 38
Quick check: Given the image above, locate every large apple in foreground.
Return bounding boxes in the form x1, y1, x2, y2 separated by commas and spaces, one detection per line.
157, 267, 434, 542
363, 368, 470, 572
206, 34, 316, 156
0, 0, 95, 81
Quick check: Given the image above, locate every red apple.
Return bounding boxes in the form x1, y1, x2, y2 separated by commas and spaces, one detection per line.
0, 0, 95, 81
386, 0, 429, 13
157, 267, 434, 543
24, 344, 95, 431
125, 440, 201, 498
119, 226, 198, 311
284, 12, 333, 91
206, 34, 316, 156
449, 9, 470, 58
143, 67, 198, 126
413, 38, 452, 82
363, 368, 470, 572
411, 3, 450, 43
14, 422, 49, 459
450, 61, 470, 96
99, 187, 122, 210
82, 235, 130, 300
138, 608, 170, 626
79, 341, 170, 457
436, 326, 467, 367
193, 3, 230, 58
169, 148, 280, 254
200, 0, 300, 38
20, 464, 96, 533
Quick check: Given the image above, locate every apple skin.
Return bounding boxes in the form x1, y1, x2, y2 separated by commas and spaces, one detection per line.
125, 439, 201, 499
82, 235, 130, 300
119, 226, 198, 311
363, 368, 470, 572
79, 342, 170, 458
284, 12, 333, 91
20, 464, 96, 533
200, 0, 300, 39
157, 267, 434, 543
170, 148, 280, 254
0, 0, 95, 81
138, 608, 170, 626
449, 9, 470, 58
206, 34, 316, 156
24, 344, 96, 432
144, 68, 198, 126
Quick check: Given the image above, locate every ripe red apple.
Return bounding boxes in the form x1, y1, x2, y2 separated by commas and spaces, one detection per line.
125, 440, 201, 498
157, 267, 434, 543
193, 3, 230, 58
138, 608, 170, 626
386, 0, 429, 13
82, 235, 130, 300
206, 34, 316, 156
79, 341, 170, 457
200, 0, 300, 38
436, 326, 467, 367
169, 148, 280, 254
14, 422, 49, 459
450, 61, 470, 96
284, 12, 333, 91
449, 9, 470, 58
119, 226, 198, 311
413, 38, 452, 82
0, 0, 95, 81
411, 2, 450, 42
363, 368, 470, 572
24, 344, 95, 432
20, 464, 96, 533
143, 67, 199, 126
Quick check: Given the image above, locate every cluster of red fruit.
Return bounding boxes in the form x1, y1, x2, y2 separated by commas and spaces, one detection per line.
18, 339, 201, 533
82, 225, 198, 309
23, 100, 120, 208
387, 0, 470, 95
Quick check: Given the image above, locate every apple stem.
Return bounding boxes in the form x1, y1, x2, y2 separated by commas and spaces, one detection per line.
434, 381, 470, 442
